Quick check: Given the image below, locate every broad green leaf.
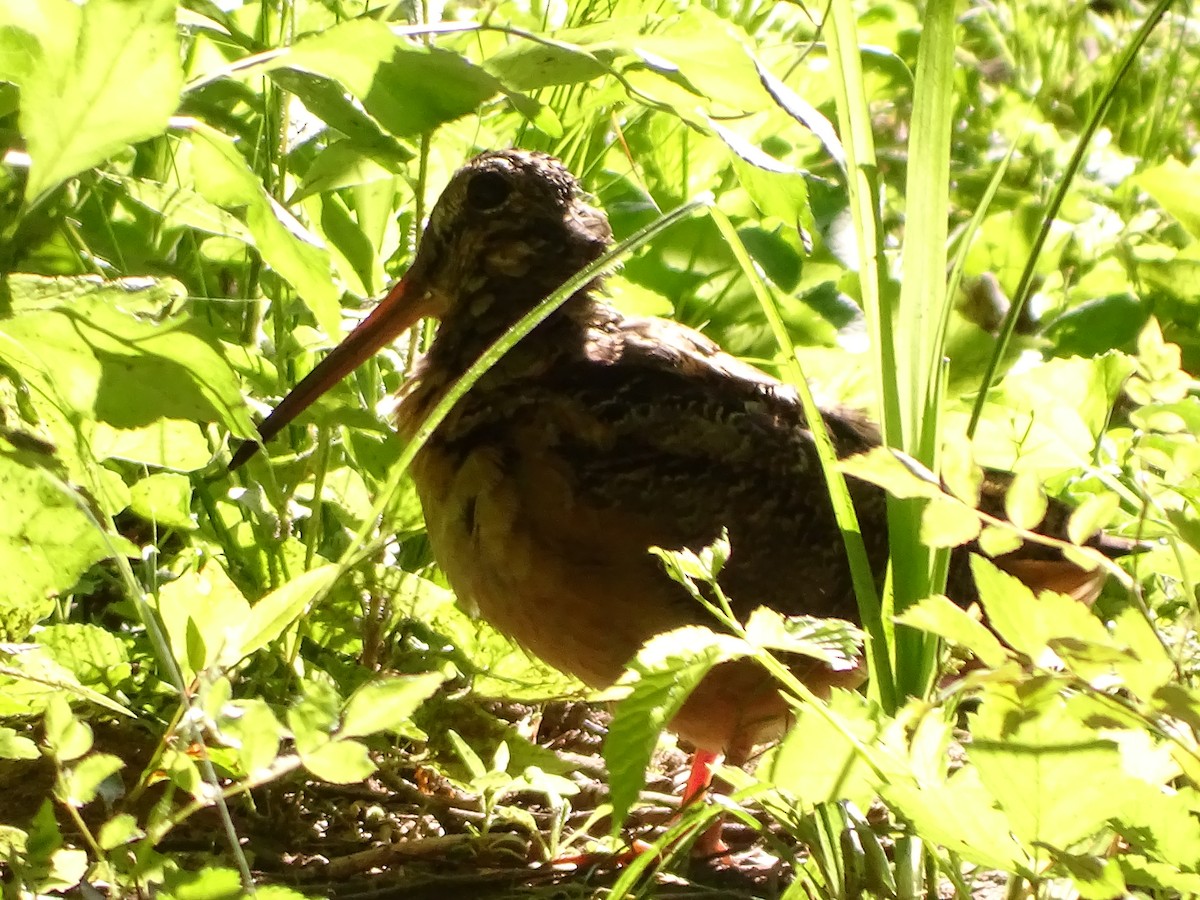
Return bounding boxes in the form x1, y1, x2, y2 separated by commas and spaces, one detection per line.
971, 557, 1113, 661
971, 685, 1133, 851
1005, 470, 1048, 531
238, 565, 339, 660
920, 495, 981, 547
483, 33, 609, 90
160, 866, 244, 900
1119, 855, 1200, 894
1067, 492, 1120, 546
96, 814, 141, 851
17, 0, 182, 203
1043, 293, 1148, 358
0, 726, 38, 760
1055, 853, 1126, 900
286, 679, 344, 755
1135, 158, 1200, 240
269, 68, 414, 167
630, 8, 766, 114
977, 524, 1024, 558
92, 420, 212, 471
895, 595, 1008, 668
1111, 608, 1176, 699
113, 175, 254, 242
0, 445, 113, 640
961, 354, 1136, 473
43, 695, 92, 761
339, 672, 444, 740
0, 646, 133, 718
264, 19, 502, 139
0, 278, 256, 440
59, 753, 123, 807
1112, 783, 1200, 872
604, 626, 747, 834
840, 447, 944, 500
36, 623, 131, 691
743, 608, 862, 666
717, 124, 810, 222
129, 473, 195, 531
883, 766, 1031, 874
941, 438, 983, 505
302, 738, 375, 784
215, 699, 284, 777
155, 564, 251, 677
768, 689, 882, 812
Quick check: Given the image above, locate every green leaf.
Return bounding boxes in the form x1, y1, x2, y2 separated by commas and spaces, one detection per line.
920, 495, 982, 548
113, 175, 255, 242
129, 473, 195, 531
743, 608, 862, 667
0, 277, 257, 440
36, 623, 131, 691
895, 595, 1008, 668
339, 672, 444, 740
16, 0, 182, 203
971, 556, 1113, 661
977, 524, 1024, 558
1135, 158, 1200, 240
155, 564, 251, 677
215, 698, 284, 778
302, 738, 375, 784
0, 446, 114, 640
60, 753, 124, 807
604, 625, 747, 834
970, 685, 1132, 850
768, 689, 882, 812
0, 726, 38, 760
92, 420, 213, 472
0, 646, 132, 718
265, 20, 501, 138
238, 565, 339, 661
1004, 470, 1048, 531
42, 695, 92, 761
883, 766, 1031, 874
840, 447, 945, 500
1067, 492, 1120, 546
483, 33, 609, 90
96, 813, 142, 851
1054, 852, 1127, 899
160, 866, 244, 900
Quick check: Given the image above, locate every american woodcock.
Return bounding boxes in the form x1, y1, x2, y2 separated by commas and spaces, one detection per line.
231, 149, 1131, 779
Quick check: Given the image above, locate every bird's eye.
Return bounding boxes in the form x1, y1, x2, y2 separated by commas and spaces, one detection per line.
465, 170, 511, 211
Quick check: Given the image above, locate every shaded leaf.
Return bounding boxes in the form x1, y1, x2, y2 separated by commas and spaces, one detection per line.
302, 738, 375, 784
339, 672, 445, 740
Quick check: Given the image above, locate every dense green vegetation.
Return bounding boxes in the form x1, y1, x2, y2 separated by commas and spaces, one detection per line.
0, 0, 1198, 896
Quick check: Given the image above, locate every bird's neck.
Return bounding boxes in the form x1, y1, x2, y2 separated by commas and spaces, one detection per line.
397, 287, 613, 433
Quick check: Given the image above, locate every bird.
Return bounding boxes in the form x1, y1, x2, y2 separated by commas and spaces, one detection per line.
230, 149, 1132, 852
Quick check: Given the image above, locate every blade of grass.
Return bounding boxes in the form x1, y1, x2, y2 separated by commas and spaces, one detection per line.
890, 0, 957, 698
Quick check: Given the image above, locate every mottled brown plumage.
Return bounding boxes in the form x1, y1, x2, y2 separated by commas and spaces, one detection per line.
233, 150, 1127, 760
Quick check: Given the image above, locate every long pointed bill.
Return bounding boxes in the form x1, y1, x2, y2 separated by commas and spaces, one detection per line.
229, 278, 436, 470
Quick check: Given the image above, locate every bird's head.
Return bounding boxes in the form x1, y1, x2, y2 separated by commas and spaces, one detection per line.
229, 150, 611, 469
